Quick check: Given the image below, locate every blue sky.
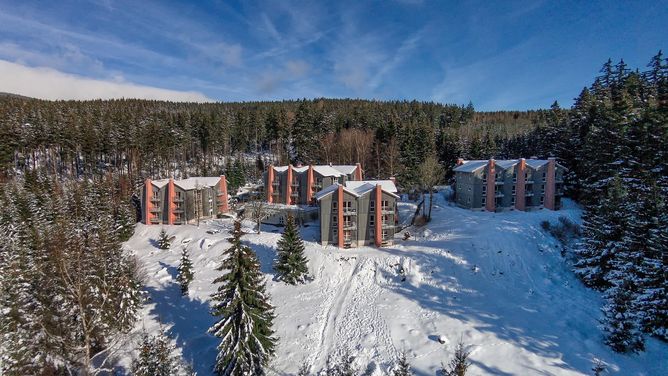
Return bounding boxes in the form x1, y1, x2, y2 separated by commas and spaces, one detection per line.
0, 0, 666, 110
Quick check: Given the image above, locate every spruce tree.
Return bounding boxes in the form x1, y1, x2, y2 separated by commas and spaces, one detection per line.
441, 341, 470, 376
274, 214, 309, 284
158, 228, 171, 250
601, 277, 645, 353
392, 352, 413, 376
177, 248, 194, 296
131, 329, 181, 376
209, 220, 276, 375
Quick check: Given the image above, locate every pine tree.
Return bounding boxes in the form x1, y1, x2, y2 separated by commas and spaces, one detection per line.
209, 220, 276, 375
441, 341, 470, 376
392, 352, 413, 376
177, 248, 194, 296
131, 329, 181, 376
274, 214, 309, 284
297, 362, 311, 376
158, 228, 171, 250
325, 351, 357, 376
601, 277, 645, 353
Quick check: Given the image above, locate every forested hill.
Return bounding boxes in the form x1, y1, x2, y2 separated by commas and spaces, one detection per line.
0, 95, 553, 186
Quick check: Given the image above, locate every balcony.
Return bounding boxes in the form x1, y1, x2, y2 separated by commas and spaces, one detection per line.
525, 192, 534, 197
291, 182, 299, 187
290, 192, 299, 197
495, 180, 505, 185
271, 191, 279, 196
151, 197, 161, 203
173, 197, 184, 203
150, 217, 160, 224
381, 207, 394, 214
343, 222, 357, 230
150, 207, 161, 213
342, 208, 357, 215
381, 222, 394, 229
494, 192, 504, 198
173, 208, 184, 213
525, 180, 534, 184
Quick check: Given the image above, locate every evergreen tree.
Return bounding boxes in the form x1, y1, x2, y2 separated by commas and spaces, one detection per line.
392, 352, 413, 376
441, 341, 470, 376
177, 248, 194, 296
601, 277, 645, 353
274, 214, 309, 284
158, 228, 171, 250
131, 329, 181, 376
297, 362, 311, 376
209, 221, 276, 375
325, 351, 357, 376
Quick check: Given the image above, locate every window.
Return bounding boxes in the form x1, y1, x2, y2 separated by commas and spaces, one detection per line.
332, 201, 337, 213
369, 214, 375, 226
511, 196, 515, 205
343, 201, 353, 212
512, 172, 517, 182
541, 185, 545, 194
467, 198, 471, 204
333, 228, 338, 235
468, 186, 472, 192
381, 200, 389, 209
482, 185, 487, 193
370, 200, 375, 209
332, 215, 338, 224
482, 173, 487, 182
540, 196, 545, 204
481, 197, 486, 205
542, 172, 546, 182
512, 185, 516, 195
369, 228, 375, 237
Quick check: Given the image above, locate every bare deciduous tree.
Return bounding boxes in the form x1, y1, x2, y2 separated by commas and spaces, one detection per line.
419, 155, 444, 221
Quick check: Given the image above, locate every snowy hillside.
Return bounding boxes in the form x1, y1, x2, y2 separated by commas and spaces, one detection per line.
118, 193, 667, 375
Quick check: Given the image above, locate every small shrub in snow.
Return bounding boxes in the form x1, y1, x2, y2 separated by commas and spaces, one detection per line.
591, 358, 607, 375
157, 228, 171, 249
441, 341, 470, 376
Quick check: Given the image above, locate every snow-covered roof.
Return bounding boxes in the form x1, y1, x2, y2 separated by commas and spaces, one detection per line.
312, 165, 344, 177
271, 165, 345, 177
175, 177, 222, 190
315, 180, 399, 200
150, 177, 223, 190
454, 159, 566, 173
314, 183, 342, 200
151, 179, 170, 188
331, 165, 358, 175
453, 160, 488, 173
345, 180, 398, 194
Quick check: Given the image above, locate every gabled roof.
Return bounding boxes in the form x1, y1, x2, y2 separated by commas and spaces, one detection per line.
331, 165, 358, 175
271, 165, 344, 177
151, 177, 223, 190
453, 160, 488, 173
454, 159, 568, 173
345, 180, 398, 194
315, 180, 399, 201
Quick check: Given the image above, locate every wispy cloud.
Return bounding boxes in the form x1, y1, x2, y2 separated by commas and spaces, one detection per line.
0, 60, 211, 102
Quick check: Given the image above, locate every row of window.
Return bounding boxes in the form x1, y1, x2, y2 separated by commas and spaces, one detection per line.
331, 228, 391, 239
478, 195, 545, 206
479, 184, 546, 194
482, 171, 548, 183
332, 214, 393, 226
331, 200, 392, 213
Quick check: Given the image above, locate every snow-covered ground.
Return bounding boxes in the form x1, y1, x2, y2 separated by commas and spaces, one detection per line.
118, 193, 667, 375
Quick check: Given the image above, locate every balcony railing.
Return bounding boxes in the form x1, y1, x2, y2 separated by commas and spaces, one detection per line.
495, 180, 504, 185
343, 222, 357, 230
495, 192, 504, 198
150, 207, 161, 213
173, 197, 184, 202
381, 222, 394, 229
381, 207, 394, 214
174, 208, 184, 213
525, 192, 534, 197
291, 182, 299, 187
151, 197, 161, 203
150, 218, 160, 224
290, 192, 299, 197
342, 208, 357, 215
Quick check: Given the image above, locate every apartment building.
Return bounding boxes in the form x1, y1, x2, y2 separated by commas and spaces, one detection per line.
315, 180, 398, 248
264, 163, 363, 205
142, 176, 229, 225
453, 158, 566, 211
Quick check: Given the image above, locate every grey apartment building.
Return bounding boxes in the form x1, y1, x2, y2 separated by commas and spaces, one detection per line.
315, 180, 398, 248
453, 158, 566, 211
142, 176, 229, 225
263, 163, 363, 205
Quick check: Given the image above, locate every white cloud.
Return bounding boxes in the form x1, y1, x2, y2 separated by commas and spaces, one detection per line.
0, 60, 212, 102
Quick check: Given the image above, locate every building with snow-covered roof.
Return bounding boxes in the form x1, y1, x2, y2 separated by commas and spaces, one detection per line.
315, 181, 398, 248
263, 163, 363, 205
453, 158, 566, 211
142, 176, 229, 225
